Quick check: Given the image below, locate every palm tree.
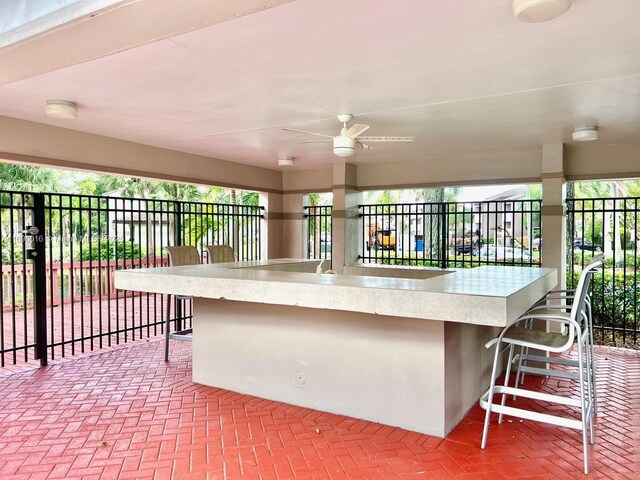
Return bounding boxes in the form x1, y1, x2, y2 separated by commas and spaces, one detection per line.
1, 163, 64, 263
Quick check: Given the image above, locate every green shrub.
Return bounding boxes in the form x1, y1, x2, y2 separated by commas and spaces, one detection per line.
567, 268, 639, 334
1, 241, 24, 264
79, 240, 145, 261
377, 258, 442, 268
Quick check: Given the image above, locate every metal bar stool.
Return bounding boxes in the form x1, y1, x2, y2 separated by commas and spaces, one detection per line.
514, 254, 604, 412
206, 245, 236, 264
480, 258, 600, 474
164, 246, 200, 361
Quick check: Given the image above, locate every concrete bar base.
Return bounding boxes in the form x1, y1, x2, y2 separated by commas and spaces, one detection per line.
193, 298, 498, 437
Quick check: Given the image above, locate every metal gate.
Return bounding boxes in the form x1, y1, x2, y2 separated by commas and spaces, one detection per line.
567, 197, 640, 347
0, 191, 39, 366
1, 191, 264, 367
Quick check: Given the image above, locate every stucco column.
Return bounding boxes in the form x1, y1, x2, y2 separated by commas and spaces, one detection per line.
332, 162, 362, 273
540, 144, 566, 290
259, 192, 283, 259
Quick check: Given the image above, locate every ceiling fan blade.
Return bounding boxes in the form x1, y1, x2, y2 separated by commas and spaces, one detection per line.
343, 123, 370, 138
294, 140, 332, 144
282, 128, 334, 139
357, 142, 372, 150
357, 136, 414, 142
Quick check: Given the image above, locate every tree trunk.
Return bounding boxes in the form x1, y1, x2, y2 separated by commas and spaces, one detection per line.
565, 181, 575, 264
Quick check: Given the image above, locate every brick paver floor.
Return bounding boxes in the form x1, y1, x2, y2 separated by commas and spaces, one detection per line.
0, 340, 638, 479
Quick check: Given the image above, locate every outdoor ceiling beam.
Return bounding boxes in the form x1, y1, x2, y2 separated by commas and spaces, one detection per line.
0, 0, 294, 86
0, 115, 283, 193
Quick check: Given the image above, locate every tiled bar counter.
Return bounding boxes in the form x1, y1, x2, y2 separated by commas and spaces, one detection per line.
115, 259, 556, 437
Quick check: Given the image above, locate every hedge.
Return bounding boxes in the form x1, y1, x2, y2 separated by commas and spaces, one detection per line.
79, 240, 145, 261
567, 268, 639, 333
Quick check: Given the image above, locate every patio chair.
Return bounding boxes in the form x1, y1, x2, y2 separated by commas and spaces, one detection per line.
513, 254, 604, 412
480, 258, 598, 474
206, 244, 236, 264
164, 246, 200, 361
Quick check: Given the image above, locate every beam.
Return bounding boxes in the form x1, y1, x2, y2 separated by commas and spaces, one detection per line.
0, 115, 282, 193
0, 0, 293, 86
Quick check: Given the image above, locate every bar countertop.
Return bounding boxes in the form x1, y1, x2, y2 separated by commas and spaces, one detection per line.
114, 258, 557, 327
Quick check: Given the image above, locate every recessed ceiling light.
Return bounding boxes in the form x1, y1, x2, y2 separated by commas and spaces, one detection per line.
513, 0, 571, 23
572, 126, 599, 142
278, 156, 295, 166
46, 99, 77, 119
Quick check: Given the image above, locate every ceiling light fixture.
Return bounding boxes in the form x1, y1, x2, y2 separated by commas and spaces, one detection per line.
278, 156, 295, 166
572, 126, 599, 142
513, 0, 571, 23
46, 99, 78, 119
332, 137, 356, 157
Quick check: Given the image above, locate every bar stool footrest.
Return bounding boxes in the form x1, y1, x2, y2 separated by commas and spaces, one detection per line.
169, 329, 192, 342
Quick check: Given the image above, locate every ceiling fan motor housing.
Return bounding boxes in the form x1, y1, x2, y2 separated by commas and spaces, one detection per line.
333, 136, 356, 157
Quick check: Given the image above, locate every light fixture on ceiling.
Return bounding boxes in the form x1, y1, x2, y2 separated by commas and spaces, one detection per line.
46, 99, 78, 119
333, 136, 356, 157
572, 126, 599, 142
513, 0, 571, 23
278, 156, 295, 166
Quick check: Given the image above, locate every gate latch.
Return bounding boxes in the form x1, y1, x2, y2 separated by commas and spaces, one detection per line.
22, 226, 39, 236
22, 226, 41, 259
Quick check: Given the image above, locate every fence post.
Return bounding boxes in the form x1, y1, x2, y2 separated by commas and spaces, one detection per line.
440, 204, 448, 269
31, 193, 48, 366
174, 201, 182, 247
173, 201, 183, 330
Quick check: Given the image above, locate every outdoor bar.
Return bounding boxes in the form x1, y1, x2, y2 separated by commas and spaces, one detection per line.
1, 1, 639, 478
115, 259, 556, 437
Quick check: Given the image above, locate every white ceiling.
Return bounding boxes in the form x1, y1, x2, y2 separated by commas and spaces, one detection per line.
0, 0, 639, 170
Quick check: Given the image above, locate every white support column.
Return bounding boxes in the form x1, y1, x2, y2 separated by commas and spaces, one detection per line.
541, 144, 566, 334
332, 162, 362, 273
541, 144, 566, 289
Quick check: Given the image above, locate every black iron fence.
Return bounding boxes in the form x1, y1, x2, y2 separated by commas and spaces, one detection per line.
0, 192, 36, 366
304, 205, 332, 261
567, 197, 640, 348
1, 190, 264, 367
359, 200, 541, 268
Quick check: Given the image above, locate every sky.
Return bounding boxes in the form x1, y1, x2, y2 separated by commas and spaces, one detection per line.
456, 184, 527, 202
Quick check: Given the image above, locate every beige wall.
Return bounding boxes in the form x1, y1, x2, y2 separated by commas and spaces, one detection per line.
357, 147, 543, 190
194, 298, 449, 437
0, 115, 282, 193
282, 168, 332, 193
284, 143, 640, 194
565, 144, 640, 181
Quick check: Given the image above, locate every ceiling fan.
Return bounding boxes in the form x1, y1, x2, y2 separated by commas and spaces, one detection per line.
282, 114, 414, 157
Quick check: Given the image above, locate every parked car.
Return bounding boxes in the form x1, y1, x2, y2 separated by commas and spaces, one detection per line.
573, 240, 603, 252
477, 245, 540, 264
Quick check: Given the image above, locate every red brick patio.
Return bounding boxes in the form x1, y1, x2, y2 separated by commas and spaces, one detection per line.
0, 340, 637, 480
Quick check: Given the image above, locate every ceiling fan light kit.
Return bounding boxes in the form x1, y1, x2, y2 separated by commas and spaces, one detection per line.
333, 137, 357, 157
282, 114, 414, 158
572, 126, 599, 142
513, 0, 571, 23
46, 99, 77, 119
